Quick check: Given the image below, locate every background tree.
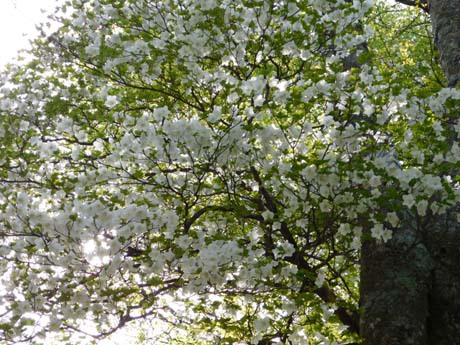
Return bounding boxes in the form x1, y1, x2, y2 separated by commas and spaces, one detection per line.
0, 0, 458, 344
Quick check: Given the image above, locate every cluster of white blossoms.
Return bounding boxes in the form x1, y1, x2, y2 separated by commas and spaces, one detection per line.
0, 0, 457, 344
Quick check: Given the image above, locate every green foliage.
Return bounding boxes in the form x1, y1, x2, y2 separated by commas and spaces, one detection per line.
0, 0, 457, 344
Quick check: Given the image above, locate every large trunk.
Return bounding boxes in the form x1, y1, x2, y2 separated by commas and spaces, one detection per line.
360, 212, 460, 345
360, 227, 433, 344
429, 0, 460, 87
359, 1, 460, 344
424, 215, 460, 345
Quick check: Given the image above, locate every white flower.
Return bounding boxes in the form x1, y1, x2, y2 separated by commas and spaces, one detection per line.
253, 95, 265, 107
381, 228, 393, 242
199, 0, 216, 10
262, 210, 274, 221
273, 241, 295, 259
351, 236, 362, 250
386, 212, 399, 227
226, 92, 239, 103
253, 317, 270, 333
105, 95, 118, 108
402, 194, 416, 208
315, 269, 326, 287
207, 106, 222, 123
371, 223, 383, 239
301, 165, 317, 180
371, 223, 392, 242
338, 223, 351, 236
153, 106, 170, 121
85, 38, 101, 57
369, 175, 381, 187
416, 200, 428, 216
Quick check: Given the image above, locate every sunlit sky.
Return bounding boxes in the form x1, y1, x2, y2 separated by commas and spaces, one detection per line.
0, 0, 63, 67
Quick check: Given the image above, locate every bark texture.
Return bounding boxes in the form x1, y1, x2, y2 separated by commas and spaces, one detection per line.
360, 211, 460, 345
425, 217, 460, 345
360, 228, 433, 345
360, 0, 460, 343
429, 0, 460, 87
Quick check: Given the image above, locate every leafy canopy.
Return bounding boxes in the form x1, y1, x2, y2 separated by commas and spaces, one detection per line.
0, 0, 458, 344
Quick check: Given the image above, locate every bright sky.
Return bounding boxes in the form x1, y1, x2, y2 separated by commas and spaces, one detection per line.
0, 0, 62, 67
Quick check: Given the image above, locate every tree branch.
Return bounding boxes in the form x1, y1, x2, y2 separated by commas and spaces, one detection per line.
394, 0, 430, 13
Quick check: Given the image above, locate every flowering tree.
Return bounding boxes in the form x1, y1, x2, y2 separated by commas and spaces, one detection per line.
0, 0, 458, 344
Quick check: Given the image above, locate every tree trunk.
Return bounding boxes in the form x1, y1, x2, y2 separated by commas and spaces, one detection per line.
360, 1, 460, 343
361, 211, 460, 345
429, 0, 460, 87
360, 227, 433, 345
424, 213, 460, 345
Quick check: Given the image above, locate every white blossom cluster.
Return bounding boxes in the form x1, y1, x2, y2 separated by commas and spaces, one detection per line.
0, 0, 457, 344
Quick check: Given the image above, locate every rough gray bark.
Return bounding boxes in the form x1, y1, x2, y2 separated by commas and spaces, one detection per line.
360, 1, 460, 344
360, 211, 460, 345
424, 216, 460, 345
429, 0, 460, 87
360, 227, 433, 344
